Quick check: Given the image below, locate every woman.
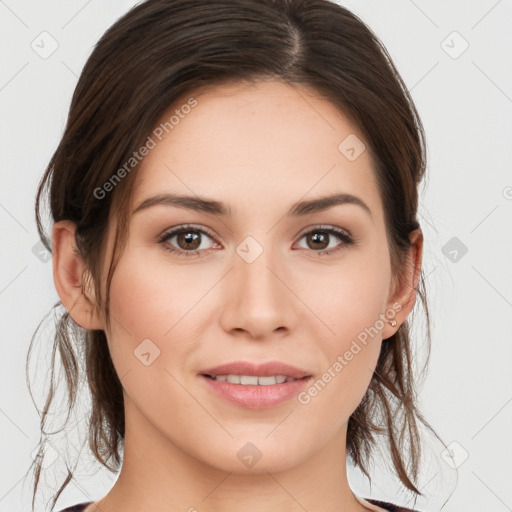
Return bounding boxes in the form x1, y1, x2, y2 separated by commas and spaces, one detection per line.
27, 0, 443, 510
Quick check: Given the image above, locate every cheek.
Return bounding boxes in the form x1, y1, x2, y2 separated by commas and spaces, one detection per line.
297, 280, 385, 427
299, 253, 391, 343
107, 250, 218, 335
102, 255, 211, 419
295, 253, 389, 401
103, 254, 203, 374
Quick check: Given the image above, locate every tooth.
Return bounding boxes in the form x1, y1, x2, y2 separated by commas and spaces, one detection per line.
258, 376, 278, 385
240, 375, 259, 385
212, 374, 296, 384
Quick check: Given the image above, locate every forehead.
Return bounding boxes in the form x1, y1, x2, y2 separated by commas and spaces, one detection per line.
131, 80, 383, 223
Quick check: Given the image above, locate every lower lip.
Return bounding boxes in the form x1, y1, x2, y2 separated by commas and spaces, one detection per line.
200, 375, 312, 409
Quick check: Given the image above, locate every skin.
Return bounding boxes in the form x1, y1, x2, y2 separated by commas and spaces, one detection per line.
52, 80, 423, 512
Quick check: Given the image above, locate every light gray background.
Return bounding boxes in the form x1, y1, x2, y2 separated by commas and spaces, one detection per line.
1, 1, 511, 511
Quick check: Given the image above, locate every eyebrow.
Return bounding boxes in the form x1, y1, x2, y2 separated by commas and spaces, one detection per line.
131, 192, 372, 219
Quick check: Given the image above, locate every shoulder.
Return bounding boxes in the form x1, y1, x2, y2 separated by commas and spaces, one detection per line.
57, 498, 422, 512
366, 498, 423, 512
56, 502, 93, 512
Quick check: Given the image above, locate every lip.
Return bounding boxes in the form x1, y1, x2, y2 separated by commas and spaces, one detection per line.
199, 360, 311, 379
200, 374, 312, 409
198, 360, 313, 409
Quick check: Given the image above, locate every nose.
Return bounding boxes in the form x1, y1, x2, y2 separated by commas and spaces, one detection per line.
219, 240, 298, 340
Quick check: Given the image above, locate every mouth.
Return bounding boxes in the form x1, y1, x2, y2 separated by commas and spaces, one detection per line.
198, 361, 313, 409
201, 374, 309, 385
199, 374, 312, 409
199, 360, 312, 380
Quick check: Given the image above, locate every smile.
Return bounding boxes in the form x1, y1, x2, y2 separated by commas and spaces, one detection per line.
200, 374, 312, 409
205, 374, 300, 385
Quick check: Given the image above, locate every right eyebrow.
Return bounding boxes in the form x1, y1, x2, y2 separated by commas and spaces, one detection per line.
132, 193, 231, 217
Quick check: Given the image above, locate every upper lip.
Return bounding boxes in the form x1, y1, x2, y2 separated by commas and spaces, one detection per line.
200, 361, 311, 379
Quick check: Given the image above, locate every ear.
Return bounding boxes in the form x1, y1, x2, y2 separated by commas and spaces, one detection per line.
382, 228, 423, 340
51, 220, 104, 331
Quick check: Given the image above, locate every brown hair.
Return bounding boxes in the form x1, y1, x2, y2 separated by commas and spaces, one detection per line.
27, 0, 444, 509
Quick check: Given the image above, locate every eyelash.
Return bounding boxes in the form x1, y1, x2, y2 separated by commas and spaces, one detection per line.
157, 223, 355, 259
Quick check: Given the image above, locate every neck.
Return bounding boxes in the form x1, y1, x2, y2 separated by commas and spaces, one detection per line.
89, 397, 371, 512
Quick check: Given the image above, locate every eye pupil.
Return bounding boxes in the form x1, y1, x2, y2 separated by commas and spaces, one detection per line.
178, 231, 201, 250
308, 231, 329, 250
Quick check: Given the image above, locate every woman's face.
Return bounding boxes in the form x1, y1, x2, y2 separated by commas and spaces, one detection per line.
97, 80, 406, 474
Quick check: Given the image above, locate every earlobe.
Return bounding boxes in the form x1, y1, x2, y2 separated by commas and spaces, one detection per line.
51, 220, 104, 331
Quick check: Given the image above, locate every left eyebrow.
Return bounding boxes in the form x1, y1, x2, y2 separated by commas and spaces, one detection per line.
131, 192, 372, 219
288, 192, 372, 219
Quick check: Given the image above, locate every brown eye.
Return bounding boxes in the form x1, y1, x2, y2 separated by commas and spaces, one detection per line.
305, 231, 330, 250
158, 225, 218, 258
296, 226, 354, 255
175, 230, 202, 250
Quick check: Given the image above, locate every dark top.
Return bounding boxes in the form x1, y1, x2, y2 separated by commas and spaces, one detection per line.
57, 498, 421, 511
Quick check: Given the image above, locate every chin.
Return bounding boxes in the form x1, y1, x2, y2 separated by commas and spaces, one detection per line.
190, 433, 314, 475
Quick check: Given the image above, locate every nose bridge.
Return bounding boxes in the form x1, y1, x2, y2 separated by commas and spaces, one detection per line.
222, 234, 295, 336
239, 238, 278, 297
